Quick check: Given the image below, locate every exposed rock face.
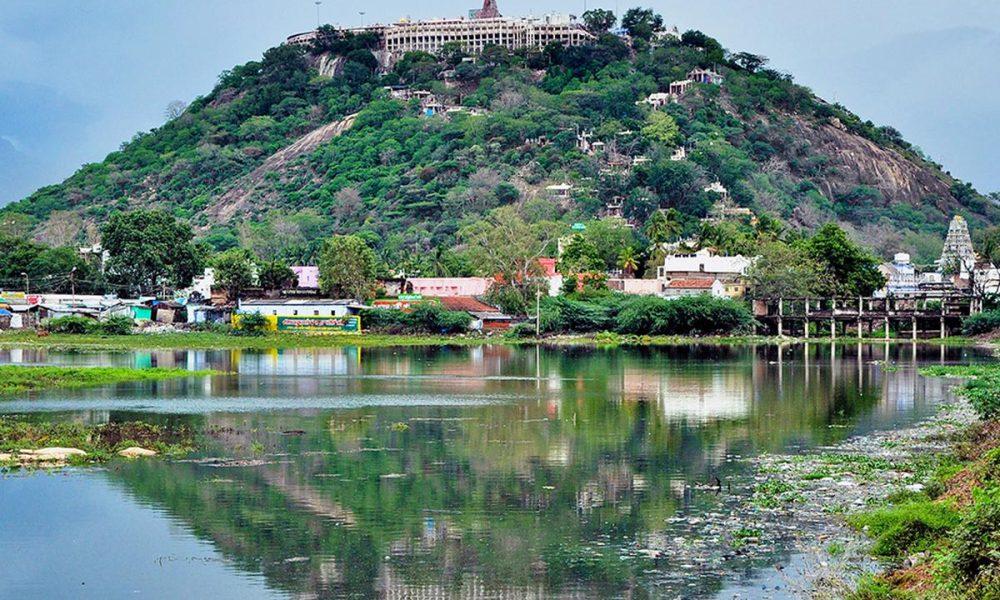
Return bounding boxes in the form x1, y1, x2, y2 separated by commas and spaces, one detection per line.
205, 113, 358, 222
14, 447, 88, 463
315, 54, 346, 78
118, 447, 157, 458
785, 113, 956, 209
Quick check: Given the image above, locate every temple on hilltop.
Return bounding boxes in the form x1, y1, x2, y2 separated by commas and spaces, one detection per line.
286, 0, 593, 69
472, 0, 500, 19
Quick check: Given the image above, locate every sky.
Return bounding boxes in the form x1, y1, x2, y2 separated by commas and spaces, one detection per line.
2, 0, 999, 205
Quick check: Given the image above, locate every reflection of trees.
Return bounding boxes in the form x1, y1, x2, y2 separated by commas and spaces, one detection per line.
104, 343, 964, 599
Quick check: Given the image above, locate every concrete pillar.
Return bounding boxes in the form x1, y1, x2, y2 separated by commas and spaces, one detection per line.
884, 317, 890, 340
804, 299, 810, 339
912, 317, 917, 340
940, 317, 946, 339
777, 298, 783, 337
831, 318, 836, 340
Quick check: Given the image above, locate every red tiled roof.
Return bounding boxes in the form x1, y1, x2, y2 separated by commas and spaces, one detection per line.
666, 278, 717, 289
537, 258, 558, 277
438, 296, 500, 313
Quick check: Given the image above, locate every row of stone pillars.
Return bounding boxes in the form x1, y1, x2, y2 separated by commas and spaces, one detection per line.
773, 298, 950, 339
775, 316, 948, 339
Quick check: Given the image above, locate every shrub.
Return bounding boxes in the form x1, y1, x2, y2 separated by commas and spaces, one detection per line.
960, 370, 1000, 420
539, 296, 613, 333
847, 575, 910, 600
848, 501, 960, 557
234, 312, 270, 336
362, 303, 470, 334
948, 488, 1000, 596
616, 296, 676, 334
594, 331, 622, 346
44, 316, 98, 334
98, 316, 134, 335
506, 322, 537, 339
963, 310, 1000, 336
651, 295, 755, 335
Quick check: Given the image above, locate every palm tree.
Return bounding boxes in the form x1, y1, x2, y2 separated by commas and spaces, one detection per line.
645, 208, 682, 245
618, 246, 639, 277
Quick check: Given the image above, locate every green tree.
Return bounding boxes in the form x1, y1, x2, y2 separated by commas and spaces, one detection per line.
212, 248, 257, 299
621, 8, 663, 41
730, 51, 768, 73
618, 247, 640, 277
977, 226, 1000, 266
580, 218, 635, 271
101, 210, 202, 295
259, 259, 296, 291
645, 208, 683, 244
459, 206, 555, 313
559, 235, 604, 274
805, 223, 886, 296
318, 235, 380, 300
582, 9, 617, 34
746, 241, 828, 298
641, 111, 680, 146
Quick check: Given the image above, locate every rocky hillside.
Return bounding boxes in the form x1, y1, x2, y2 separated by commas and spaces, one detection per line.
3, 23, 996, 265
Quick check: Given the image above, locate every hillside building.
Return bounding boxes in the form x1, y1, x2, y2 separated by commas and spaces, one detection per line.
661, 278, 727, 299
288, 1, 593, 69
656, 249, 753, 298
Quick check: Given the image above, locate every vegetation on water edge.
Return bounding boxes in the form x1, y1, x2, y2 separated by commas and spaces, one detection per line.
0, 365, 218, 394
920, 365, 1000, 420
845, 364, 1000, 598
0, 417, 195, 465
963, 309, 1000, 336
0, 329, 981, 352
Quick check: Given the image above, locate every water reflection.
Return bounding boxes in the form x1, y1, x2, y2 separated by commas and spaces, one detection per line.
0, 343, 991, 599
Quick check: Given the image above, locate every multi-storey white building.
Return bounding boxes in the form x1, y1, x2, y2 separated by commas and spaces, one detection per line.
287, 2, 593, 68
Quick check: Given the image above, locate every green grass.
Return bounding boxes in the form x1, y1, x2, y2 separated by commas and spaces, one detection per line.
921, 364, 1000, 420
0, 365, 218, 394
0, 417, 195, 464
848, 501, 961, 557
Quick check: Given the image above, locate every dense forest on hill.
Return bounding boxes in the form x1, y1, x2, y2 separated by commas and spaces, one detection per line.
3, 7, 998, 273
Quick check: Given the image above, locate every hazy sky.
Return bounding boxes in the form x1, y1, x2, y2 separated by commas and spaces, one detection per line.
2, 0, 999, 205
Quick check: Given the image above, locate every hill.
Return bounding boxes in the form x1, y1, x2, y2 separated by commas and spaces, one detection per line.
3, 13, 997, 269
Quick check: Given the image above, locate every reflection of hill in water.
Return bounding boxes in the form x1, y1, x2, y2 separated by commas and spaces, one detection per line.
67, 343, 988, 598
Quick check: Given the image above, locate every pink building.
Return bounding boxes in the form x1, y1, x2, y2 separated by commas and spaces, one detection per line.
291, 266, 320, 289
406, 277, 492, 297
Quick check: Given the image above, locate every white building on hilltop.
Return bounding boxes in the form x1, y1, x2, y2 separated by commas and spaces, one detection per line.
287, 1, 593, 69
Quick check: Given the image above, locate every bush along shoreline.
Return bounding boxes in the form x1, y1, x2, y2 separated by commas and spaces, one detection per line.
0, 365, 219, 395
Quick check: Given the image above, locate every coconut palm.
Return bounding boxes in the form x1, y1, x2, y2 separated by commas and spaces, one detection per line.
645, 208, 682, 244
618, 246, 640, 277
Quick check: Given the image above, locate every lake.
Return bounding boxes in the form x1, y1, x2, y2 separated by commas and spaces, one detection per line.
0, 343, 989, 599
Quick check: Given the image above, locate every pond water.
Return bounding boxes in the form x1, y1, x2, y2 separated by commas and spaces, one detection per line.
0, 343, 990, 599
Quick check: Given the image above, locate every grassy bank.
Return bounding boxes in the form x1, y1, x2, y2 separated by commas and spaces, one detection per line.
845, 364, 1000, 599
0, 365, 218, 394
0, 330, 983, 351
0, 418, 194, 466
